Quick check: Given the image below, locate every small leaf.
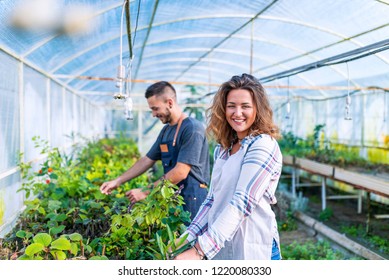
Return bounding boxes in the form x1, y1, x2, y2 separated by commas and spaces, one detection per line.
49, 225, 66, 235
146, 246, 162, 260
89, 201, 101, 209
94, 192, 106, 200
47, 220, 58, 228
156, 233, 166, 259
161, 186, 170, 199
89, 256, 109, 260
154, 207, 161, 219
69, 233, 82, 242
79, 214, 88, 220
33, 233, 52, 247
70, 243, 78, 255
25, 243, 44, 256
135, 216, 144, 225
38, 207, 46, 215
85, 245, 92, 254
145, 215, 150, 225
171, 239, 194, 256
51, 238, 71, 250
66, 208, 76, 215
175, 233, 189, 248
46, 212, 57, 220
55, 214, 68, 222
48, 200, 62, 211
167, 225, 174, 245
51, 250, 67, 260
17, 254, 32, 260
16, 230, 26, 238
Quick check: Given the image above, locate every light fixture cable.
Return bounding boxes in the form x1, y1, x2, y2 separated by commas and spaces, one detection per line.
345, 62, 352, 120
286, 76, 291, 119
114, 0, 128, 100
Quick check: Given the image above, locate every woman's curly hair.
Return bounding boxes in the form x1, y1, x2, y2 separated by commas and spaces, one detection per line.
206, 73, 280, 149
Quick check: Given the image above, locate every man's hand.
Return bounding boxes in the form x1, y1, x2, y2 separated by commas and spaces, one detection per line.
126, 188, 149, 203
100, 178, 121, 195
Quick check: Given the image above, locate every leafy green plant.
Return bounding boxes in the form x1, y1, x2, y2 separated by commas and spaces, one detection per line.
278, 211, 298, 232
368, 235, 389, 255
147, 225, 193, 260
279, 125, 389, 172
290, 192, 309, 212
183, 85, 207, 122
340, 224, 360, 237
16, 232, 89, 260
100, 180, 190, 260
281, 240, 358, 260
318, 207, 333, 222
2, 136, 191, 260
340, 225, 389, 255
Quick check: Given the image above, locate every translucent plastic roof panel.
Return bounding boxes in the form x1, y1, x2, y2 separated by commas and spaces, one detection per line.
0, 0, 388, 108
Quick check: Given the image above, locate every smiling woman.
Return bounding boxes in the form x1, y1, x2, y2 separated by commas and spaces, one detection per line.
207, 73, 280, 149
226, 88, 257, 143
0, 0, 388, 267
174, 74, 283, 260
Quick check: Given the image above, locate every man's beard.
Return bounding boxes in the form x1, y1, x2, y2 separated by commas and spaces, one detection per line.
159, 108, 172, 124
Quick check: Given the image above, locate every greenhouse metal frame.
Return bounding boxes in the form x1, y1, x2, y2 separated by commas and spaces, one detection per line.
0, 0, 388, 241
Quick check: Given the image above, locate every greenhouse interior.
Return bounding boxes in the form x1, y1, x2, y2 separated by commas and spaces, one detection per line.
0, 0, 388, 260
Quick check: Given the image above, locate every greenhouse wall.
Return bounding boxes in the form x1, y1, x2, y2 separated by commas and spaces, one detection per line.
275, 90, 389, 205
0, 49, 109, 237
276, 90, 389, 164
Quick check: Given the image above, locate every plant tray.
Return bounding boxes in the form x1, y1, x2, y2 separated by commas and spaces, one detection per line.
283, 155, 295, 166
334, 168, 389, 197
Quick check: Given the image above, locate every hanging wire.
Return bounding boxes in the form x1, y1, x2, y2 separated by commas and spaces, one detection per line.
345, 62, 352, 120
250, 20, 254, 75
114, 0, 128, 100
124, 0, 141, 120
384, 87, 388, 123
124, 0, 134, 120
260, 38, 389, 83
190, 38, 389, 106
208, 53, 212, 93
376, 88, 387, 142
125, 0, 133, 60
131, 0, 141, 55
124, 59, 134, 120
285, 76, 291, 119
273, 87, 388, 115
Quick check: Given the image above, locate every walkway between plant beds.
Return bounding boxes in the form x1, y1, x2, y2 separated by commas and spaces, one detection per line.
290, 211, 386, 260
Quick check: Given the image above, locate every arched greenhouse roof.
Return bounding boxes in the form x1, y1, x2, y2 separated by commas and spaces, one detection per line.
1, 0, 389, 259
1, 0, 389, 110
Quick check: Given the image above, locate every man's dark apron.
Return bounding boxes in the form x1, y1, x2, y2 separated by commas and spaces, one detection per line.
159, 116, 208, 220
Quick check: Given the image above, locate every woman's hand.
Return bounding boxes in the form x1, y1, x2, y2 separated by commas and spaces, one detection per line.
174, 247, 202, 260
174, 243, 205, 260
